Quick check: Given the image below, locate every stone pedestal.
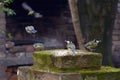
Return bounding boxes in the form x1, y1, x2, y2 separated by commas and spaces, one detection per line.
33, 50, 102, 70
18, 66, 120, 80
17, 50, 120, 80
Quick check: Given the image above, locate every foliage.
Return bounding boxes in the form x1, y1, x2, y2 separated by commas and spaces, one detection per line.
3, 0, 14, 5
0, 0, 15, 15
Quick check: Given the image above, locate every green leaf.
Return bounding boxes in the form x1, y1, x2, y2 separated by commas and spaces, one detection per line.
3, 8, 16, 16
3, 0, 14, 5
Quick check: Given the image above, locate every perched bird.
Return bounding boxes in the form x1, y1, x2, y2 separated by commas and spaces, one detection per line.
65, 40, 76, 53
22, 2, 43, 18
33, 43, 44, 51
25, 25, 37, 34
84, 39, 101, 52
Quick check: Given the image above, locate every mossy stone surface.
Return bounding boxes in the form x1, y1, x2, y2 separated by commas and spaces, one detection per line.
18, 66, 120, 80
18, 50, 120, 80
33, 50, 102, 70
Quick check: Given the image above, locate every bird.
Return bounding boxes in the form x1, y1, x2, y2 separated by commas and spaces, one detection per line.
25, 25, 37, 34
65, 40, 76, 53
33, 43, 44, 51
22, 2, 43, 18
84, 39, 101, 52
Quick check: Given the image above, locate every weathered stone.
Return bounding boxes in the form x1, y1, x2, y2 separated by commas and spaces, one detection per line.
18, 66, 120, 80
0, 52, 6, 57
6, 57, 33, 67
112, 41, 120, 45
26, 52, 33, 57
112, 36, 118, 41
0, 24, 6, 31
112, 30, 120, 35
33, 50, 102, 70
53, 52, 102, 69
0, 18, 6, 24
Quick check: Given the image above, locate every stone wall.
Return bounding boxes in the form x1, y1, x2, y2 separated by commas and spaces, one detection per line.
112, 0, 120, 67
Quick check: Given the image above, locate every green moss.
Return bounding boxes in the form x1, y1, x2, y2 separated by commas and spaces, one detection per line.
80, 66, 120, 80
30, 66, 120, 80
87, 53, 102, 68
33, 50, 54, 68
19, 50, 120, 80
33, 50, 102, 70
32, 50, 120, 80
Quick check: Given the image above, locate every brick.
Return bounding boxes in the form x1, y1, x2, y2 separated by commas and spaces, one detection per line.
112, 35, 120, 40
0, 53, 6, 57
118, 3, 120, 7
0, 78, 7, 80
117, 8, 120, 13
112, 41, 120, 45
114, 45, 120, 51
0, 24, 6, 31
0, 11, 5, 18
112, 30, 120, 35
6, 67, 18, 80
0, 18, 6, 24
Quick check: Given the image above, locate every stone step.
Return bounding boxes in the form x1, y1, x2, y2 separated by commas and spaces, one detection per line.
6, 57, 33, 67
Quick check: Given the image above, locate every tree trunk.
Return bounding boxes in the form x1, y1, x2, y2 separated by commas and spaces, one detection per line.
68, 0, 85, 50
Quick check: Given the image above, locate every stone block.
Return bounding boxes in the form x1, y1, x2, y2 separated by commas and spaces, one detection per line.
112, 41, 120, 45
0, 24, 6, 31
6, 57, 33, 67
112, 35, 120, 40
18, 66, 120, 80
0, 53, 6, 57
33, 50, 102, 70
0, 11, 5, 18
0, 18, 6, 24
112, 30, 120, 35
53, 52, 102, 69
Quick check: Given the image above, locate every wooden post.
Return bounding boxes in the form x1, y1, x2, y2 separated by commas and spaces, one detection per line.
68, 0, 85, 50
